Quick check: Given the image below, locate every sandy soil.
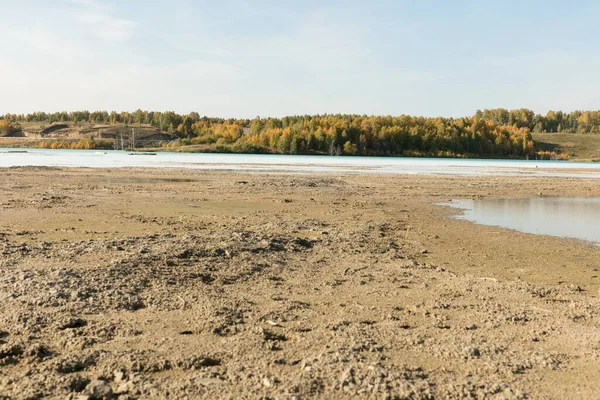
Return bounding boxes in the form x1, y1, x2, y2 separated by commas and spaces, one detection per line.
1, 167, 599, 399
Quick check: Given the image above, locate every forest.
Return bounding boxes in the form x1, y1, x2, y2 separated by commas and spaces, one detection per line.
2, 108, 599, 158
475, 108, 600, 134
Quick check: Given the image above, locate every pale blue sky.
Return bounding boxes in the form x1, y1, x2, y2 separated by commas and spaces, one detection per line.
1, 0, 600, 118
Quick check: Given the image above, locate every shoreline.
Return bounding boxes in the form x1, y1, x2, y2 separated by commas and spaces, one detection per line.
1, 168, 599, 398
2, 151, 600, 181
0, 140, 593, 161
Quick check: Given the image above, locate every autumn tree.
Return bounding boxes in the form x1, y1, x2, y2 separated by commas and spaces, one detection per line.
343, 141, 357, 155
0, 120, 21, 136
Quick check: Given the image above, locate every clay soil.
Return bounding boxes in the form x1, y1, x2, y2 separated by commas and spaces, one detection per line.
1, 167, 600, 399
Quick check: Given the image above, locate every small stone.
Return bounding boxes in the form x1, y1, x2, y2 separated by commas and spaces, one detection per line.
197, 378, 226, 387
59, 318, 87, 330
340, 367, 355, 386
81, 379, 113, 400
262, 377, 271, 387
568, 284, 583, 292
113, 370, 125, 383
115, 382, 130, 395
464, 347, 480, 358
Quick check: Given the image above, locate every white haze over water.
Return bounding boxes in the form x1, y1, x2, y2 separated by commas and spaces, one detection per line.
2, 149, 600, 178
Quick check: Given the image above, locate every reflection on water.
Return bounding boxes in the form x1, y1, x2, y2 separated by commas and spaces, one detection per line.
442, 197, 600, 245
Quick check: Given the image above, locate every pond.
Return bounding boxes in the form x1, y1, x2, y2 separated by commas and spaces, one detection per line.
441, 196, 600, 245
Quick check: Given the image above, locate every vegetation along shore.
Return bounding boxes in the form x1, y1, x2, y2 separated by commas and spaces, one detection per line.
2, 108, 600, 160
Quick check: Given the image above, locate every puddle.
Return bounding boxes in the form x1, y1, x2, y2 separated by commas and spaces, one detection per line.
440, 196, 600, 245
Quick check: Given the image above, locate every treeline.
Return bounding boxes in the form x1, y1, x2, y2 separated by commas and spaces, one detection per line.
1, 110, 237, 135
7, 108, 600, 134
176, 114, 534, 158
476, 108, 600, 133
1, 110, 538, 158
6, 107, 600, 157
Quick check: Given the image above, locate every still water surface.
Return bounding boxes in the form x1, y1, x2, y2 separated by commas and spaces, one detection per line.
442, 197, 600, 245
2, 148, 600, 178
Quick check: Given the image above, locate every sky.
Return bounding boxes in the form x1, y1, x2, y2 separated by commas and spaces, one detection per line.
1, 0, 600, 118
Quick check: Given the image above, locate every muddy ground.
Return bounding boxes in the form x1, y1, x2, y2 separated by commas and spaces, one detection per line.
0, 167, 599, 399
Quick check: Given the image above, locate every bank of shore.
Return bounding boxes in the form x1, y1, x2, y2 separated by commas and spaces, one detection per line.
1, 167, 599, 399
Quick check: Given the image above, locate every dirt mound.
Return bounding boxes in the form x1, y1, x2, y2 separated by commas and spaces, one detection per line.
40, 124, 69, 135
2, 130, 25, 137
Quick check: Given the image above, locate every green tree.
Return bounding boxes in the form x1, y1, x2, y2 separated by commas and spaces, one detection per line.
343, 141, 357, 155
250, 117, 262, 134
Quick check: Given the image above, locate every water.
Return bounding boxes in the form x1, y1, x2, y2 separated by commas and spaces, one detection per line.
1, 148, 600, 178
441, 197, 600, 245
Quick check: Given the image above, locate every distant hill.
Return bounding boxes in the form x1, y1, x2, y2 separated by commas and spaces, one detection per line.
532, 133, 600, 161
12, 122, 176, 149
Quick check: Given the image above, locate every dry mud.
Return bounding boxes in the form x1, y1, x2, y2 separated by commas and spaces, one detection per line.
1, 167, 599, 399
